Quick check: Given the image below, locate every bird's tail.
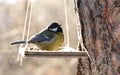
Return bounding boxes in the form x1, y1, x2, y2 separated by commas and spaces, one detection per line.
11, 41, 26, 45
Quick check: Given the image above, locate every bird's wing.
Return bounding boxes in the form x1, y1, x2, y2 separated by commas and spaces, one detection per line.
28, 34, 50, 43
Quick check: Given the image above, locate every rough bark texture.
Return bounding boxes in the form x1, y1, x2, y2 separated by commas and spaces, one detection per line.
77, 0, 120, 75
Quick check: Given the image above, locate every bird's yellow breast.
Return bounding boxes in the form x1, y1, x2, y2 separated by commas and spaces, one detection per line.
35, 32, 64, 51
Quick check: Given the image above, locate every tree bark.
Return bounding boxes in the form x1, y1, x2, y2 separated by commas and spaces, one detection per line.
76, 0, 120, 75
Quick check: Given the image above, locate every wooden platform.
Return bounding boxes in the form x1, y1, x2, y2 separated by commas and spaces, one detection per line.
25, 50, 88, 58
19, 46, 88, 58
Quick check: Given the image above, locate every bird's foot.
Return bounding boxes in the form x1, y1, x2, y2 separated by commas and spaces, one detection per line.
30, 47, 40, 50
57, 47, 64, 50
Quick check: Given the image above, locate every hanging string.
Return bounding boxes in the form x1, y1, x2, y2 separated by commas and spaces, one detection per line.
18, 0, 33, 65
74, 1, 91, 59
75, 9, 83, 50
17, 0, 30, 62
64, 0, 69, 46
26, 0, 33, 47
21, 0, 30, 41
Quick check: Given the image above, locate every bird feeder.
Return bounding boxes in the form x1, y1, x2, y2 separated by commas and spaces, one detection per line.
12, 0, 89, 65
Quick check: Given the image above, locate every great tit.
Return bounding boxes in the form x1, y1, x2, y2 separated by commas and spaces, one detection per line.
11, 22, 64, 51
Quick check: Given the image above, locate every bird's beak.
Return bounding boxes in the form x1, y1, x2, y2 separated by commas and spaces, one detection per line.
59, 24, 62, 27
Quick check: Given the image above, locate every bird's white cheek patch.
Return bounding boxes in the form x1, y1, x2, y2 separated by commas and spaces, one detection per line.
49, 27, 58, 32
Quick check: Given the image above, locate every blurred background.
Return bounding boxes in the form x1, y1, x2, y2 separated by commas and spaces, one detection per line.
0, 0, 78, 75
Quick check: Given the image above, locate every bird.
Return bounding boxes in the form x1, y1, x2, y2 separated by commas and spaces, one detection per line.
11, 22, 64, 51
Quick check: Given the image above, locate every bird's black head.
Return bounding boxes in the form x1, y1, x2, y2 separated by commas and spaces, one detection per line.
48, 22, 63, 33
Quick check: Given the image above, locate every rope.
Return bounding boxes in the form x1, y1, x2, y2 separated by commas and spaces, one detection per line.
18, 0, 33, 65
64, 0, 69, 46
21, 0, 30, 41
74, 2, 91, 59
26, 1, 33, 47
76, 11, 83, 49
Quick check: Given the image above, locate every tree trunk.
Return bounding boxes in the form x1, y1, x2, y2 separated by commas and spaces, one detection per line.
76, 0, 120, 75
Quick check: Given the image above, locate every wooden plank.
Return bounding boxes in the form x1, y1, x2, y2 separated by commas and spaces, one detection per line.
24, 50, 88, 58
